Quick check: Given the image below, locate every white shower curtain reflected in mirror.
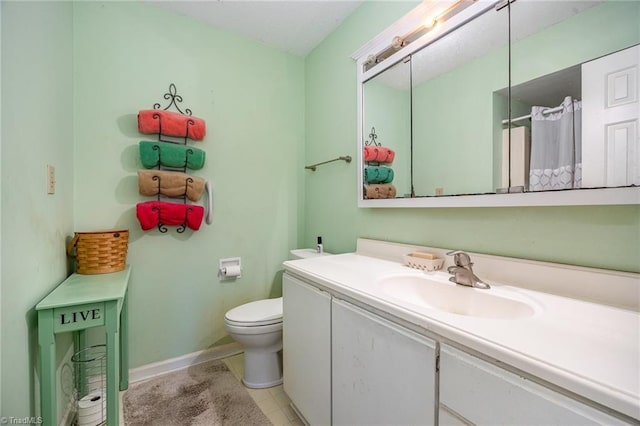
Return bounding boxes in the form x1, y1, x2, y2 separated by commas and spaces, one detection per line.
529, 96, 582, 191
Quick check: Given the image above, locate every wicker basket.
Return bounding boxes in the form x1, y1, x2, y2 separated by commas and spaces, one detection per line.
66, 229, 129, 275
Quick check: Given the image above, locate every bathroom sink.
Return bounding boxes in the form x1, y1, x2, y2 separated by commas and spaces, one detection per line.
376, 275, 536, 319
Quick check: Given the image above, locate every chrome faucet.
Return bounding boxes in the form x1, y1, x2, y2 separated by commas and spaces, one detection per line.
446, 250, 490, 289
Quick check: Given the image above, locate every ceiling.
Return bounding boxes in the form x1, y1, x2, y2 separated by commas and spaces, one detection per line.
145, 0, 364, 56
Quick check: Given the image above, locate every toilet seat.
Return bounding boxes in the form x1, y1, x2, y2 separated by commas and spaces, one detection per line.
224, 297, 282, 327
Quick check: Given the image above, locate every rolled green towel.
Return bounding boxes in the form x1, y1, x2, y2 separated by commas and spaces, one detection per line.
364, 166, 394, 184
139, 141, 206, 170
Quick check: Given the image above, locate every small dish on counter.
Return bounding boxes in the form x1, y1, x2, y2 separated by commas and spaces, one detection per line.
403, 252, 444, 271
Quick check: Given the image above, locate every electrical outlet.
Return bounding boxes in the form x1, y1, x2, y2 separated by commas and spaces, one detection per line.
47, 164, 55, 194
435, 187, 444, 196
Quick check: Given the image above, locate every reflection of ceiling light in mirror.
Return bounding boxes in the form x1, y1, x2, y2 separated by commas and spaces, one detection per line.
430, 19, 443, 34
363, 0, 472, 72
406, 0, 470, 44
422, 16, 438, 29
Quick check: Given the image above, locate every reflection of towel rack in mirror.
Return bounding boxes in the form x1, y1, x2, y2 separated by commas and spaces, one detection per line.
205, 181, 213, 225
365, 127, 380, 146
305, 156, 352, 171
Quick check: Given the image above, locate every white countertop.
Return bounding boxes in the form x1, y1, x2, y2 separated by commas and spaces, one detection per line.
283, 253, 640, 421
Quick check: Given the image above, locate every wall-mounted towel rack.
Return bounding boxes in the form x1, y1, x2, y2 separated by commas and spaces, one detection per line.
305, 156, 352, 171
136, 83, 209, 233
140, 83, 205, 145
154, 83, 192, 116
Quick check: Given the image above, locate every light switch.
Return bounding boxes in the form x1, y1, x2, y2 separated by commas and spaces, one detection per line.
47, 164, 55, 194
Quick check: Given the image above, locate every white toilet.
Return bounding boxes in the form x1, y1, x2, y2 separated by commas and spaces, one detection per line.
224, 248, 330, 388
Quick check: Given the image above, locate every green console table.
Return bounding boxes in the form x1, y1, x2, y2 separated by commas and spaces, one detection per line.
36, 266, 131, 426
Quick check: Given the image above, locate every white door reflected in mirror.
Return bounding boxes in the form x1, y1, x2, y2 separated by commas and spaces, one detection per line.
582, 45, 640, 188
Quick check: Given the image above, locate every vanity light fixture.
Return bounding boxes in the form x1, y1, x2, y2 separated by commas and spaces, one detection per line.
363, 0, 476, 72
423, 17, 439, 31
392, 36, 406, 50
366, 54, 378, 66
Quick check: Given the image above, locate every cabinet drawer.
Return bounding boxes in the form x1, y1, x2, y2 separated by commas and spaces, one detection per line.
440, 344, 628, 425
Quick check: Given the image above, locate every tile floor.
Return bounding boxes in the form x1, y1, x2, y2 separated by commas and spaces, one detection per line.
119, 353, 303, 425
223, 353, 304, 426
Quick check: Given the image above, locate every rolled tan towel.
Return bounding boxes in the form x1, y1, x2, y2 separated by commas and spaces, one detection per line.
138, 170, 205, 201
364, 184, 397, 199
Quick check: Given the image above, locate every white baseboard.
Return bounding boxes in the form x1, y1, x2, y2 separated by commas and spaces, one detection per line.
128, 342, 243, 384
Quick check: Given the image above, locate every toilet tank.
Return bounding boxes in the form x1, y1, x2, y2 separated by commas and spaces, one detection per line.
289, 248, 332, 260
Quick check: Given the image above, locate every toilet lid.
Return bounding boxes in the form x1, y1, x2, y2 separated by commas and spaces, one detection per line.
225, 297, 283, 326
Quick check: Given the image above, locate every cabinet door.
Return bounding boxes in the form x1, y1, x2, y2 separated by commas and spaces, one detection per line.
440, 344, 629, 425
283, 274, 332, 426
332, 298, 436, 426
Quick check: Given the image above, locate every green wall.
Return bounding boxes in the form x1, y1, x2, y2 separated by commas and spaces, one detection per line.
72, 2, 305, 369
1, 3, 3, 415
413, 49, 508, 195
2, 0, 305, 417
1, 2, 3, 416
511, 1, 640, 86
1, 1, 75, 419
303, 1, 640, 273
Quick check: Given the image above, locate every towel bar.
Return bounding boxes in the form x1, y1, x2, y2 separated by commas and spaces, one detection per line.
305, 156, 352, 171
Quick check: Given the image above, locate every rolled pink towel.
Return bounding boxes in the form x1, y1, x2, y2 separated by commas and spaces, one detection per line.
138, 110, 206, 141
363, 146, 395, 163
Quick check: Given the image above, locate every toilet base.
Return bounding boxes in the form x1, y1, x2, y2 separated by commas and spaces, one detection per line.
242, 349, 282, 389
242, 376, 283, 389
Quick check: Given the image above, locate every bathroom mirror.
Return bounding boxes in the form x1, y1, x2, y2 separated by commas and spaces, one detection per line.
410, 3, 509, 197
362, 58, 412, 198
356, 0, 640, 207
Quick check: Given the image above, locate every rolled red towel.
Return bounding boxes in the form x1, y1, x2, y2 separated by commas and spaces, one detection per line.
136, 201, 205, 231
138, 110, 206, 141
363, 146, 395, 163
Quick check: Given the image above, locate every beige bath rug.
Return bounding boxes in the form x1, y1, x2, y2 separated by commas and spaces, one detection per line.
123, 359, 271, 425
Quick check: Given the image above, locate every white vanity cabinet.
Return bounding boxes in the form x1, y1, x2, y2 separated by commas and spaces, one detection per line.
282, 274, 332, 426
282, 268, 635, 426
439, 344, 628, 425
282, 241, 640, 424
332, 298, 437, 425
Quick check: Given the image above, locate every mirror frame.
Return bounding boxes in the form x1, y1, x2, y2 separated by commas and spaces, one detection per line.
352, 0, 640, 208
